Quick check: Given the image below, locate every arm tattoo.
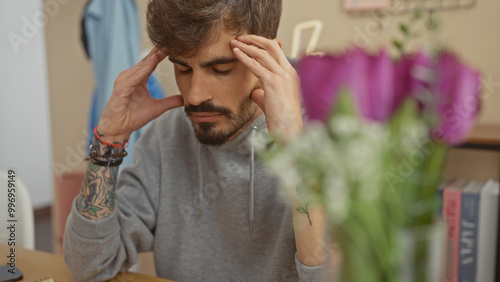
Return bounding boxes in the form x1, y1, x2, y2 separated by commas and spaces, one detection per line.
76, 134, 125, 219
296, 185, 312, 226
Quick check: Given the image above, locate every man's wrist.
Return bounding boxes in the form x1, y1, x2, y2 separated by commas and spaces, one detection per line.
95, 125, 130, 144
92, 134, 126, 157
85, 130, 128, 167
273, 118, 304, 148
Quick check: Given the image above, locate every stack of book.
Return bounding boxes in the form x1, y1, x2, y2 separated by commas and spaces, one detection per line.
441, 179, 500, 282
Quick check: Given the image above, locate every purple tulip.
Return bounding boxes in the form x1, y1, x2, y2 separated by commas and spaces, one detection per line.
298, 49, 398, 123
298, 48, 480, 145
366, 50, 395, 121
297, 53, 349, 122
433, 52, 480, 145
394, 52, 433, 109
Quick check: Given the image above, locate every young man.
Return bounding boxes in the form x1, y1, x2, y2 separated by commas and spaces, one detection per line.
64, 0, 327, 281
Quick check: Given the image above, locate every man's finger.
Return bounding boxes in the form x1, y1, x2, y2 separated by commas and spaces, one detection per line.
230, 40, 284, 75
139, 46, 160, 64
128, 50, 168, 86
236, 35, 289, 67
250, 88, 265, 112
148, 95, 184, 120
144, 48, 169, 76
118, 47, 167, 83
232, 47, 273, 81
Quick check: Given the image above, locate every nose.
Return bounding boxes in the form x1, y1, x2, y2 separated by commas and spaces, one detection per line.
185, 71, 213, 106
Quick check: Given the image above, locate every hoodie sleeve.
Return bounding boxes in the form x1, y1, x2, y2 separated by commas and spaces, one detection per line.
295, 252, 330, 282
63, 124, 162, 282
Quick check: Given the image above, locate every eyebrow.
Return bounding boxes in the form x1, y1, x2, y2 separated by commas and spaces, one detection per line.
168, 57, 239, 68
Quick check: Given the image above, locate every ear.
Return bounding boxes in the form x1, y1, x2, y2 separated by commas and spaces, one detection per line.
272, 39, 283, 50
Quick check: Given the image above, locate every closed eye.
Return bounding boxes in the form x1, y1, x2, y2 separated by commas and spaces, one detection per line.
212, 68, 231, 76
178, 68, 192, 75
176, 67, 231, 76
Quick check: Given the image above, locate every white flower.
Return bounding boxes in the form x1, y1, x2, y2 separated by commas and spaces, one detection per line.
324, 175, 349, 223
329, 114, 361, 139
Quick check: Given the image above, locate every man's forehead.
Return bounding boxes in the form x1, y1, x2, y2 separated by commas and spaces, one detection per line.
169, 28, 244, 66
169, 40, 238, 67
169, 55, 238, 68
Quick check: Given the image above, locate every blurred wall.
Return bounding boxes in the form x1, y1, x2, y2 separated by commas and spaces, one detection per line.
45, 0, 499, 186
45, 0, 93, 177
0, 0, 54, 209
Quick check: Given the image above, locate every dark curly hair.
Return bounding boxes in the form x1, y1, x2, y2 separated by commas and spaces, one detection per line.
146, 0, 282, 57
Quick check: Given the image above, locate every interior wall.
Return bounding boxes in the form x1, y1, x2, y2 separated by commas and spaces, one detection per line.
0, 0, 54, 209
46, 1, 499, 186
137, 1, 179, 97
44, 0, 93, 177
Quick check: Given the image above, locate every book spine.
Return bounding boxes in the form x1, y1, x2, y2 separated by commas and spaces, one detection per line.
437, 183, 446, 221
443, 188, 462, 282
476, 181, 499, 282
458, 191, 480, 282
496, 182, 500, 282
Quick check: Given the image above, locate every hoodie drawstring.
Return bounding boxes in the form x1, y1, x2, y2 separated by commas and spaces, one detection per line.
198, 142, 203, 216
197, 126, 257, 232
249, 126, 257, 232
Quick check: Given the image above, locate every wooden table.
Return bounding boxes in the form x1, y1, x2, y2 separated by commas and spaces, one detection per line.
0, 244, 173, 281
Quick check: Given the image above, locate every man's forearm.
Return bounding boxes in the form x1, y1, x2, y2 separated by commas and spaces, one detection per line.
76, 134, 124, 220
276, 121, 330, 267
76, 161, 118, 219
292, 197, 329, 267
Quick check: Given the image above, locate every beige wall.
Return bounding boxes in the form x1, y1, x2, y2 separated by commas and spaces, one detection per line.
45, 0, 93, 175
46, 1, 499, 181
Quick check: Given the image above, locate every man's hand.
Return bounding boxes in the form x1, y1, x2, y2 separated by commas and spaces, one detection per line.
230, 35, 303, 146
232, 36, 328, 267
98, 47, 184, 142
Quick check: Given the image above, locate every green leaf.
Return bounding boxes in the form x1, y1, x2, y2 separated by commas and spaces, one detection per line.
331, 89, 359, 118
388, 97, 419, 135
392, 39, 403, 50
412, 8, 423, 20
399, 24, 409, 35
410, 142, 448, 226
427, 16, 439, 30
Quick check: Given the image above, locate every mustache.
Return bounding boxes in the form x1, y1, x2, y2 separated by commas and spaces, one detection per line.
185, 102, 231, 116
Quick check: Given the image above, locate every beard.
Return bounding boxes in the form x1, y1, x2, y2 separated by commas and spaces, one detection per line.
184, 94, 259, 146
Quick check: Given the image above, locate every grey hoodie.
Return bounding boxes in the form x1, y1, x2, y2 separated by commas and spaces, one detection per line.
63, 108, 325, 282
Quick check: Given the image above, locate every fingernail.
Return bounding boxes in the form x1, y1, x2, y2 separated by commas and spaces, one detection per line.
233, 47, 240, 52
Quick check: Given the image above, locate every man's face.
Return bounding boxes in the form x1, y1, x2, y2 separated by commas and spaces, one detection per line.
169, 29, 261, 146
